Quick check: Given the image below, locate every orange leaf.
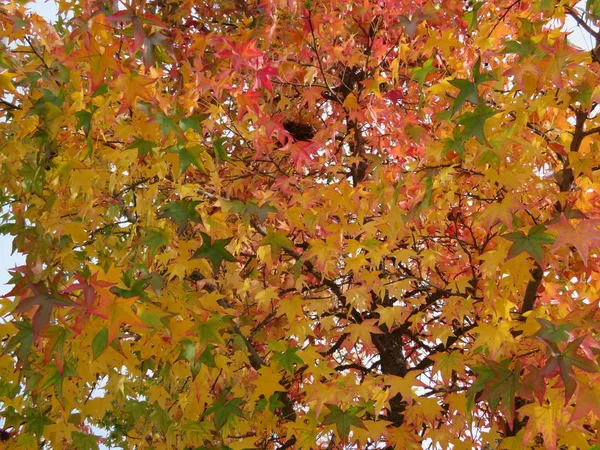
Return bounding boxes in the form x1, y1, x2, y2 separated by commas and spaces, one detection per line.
92, 295, 149, 342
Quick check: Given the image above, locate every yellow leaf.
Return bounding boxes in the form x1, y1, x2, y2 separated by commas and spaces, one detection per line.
343, 93, 359, 110
431, 351, 465, 381
255, 287, 278, 311
249, 366, 285, 402
92, 295, 150, 342
386, 372, 420, 406
472, 321, 514, 358
345, 319, 383, 346
376, 305, 408, 330
520, 391, 564, 450
228, 437, 259, 450
0, 71, 16, 92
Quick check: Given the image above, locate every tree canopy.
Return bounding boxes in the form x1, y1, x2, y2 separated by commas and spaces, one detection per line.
1, 0, 600, 448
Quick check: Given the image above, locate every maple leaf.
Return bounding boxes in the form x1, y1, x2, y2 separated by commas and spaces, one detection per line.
570, 381, 600, 422
191, 316, 226, 346
503, 225, 555, 265
538, 336, 599, 403
254, 64, 279, 93
204, 395, 244, 429
272, 347, 304, 374
112, 72, 156, 114
91, 295, 149, 342
167, 145, 205, 177
11, 282, 75, 338
535, 318, 577, 346
547, 215, 600, 265
345, 319, 383, 346
456, 105, 497, 145
250, 366, 286, 402
244, 201, 277, 223
468, 359, 530, 430
159, 200, 202, 232
66, 34, 120, 91
376, 305, 407, 330
215, 38, 263, 70
322, 404, 367, 441
139, 228, 169, 253
5, 320, 35, 364
190, 232, 237, 275
72, 431, 100, 450
398, 10, 431, 38
410, 57, 438, 89
520, 391, 564, 450
38, 361, 77, 401
41, 325, 73, 374
0, 70, 16, 93
431, 351, 464, 382
260, 228, 294, 258
449, 59, 495, 115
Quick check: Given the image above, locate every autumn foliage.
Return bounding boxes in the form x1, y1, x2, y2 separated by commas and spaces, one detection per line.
2, 0, 600, 448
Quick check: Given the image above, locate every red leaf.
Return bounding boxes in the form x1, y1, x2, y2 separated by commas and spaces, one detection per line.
11, 282, 75, 338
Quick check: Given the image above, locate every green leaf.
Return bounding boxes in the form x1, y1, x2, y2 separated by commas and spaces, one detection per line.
92, 328, 109, 360
74, 110, 93, 136
139, 309, 165, 330
179, 114, 208, 133
6, 320, 34, 363
468, 360, 527, 430
222, 199, 277, 223
463, 1, 483, 31
255, 397, 268, 412
205, 396, 244, 429
39, 361, 77, 400
588, 0, 600, 19
503, 224, 555, 265
268, 392, 285, 413
449, 59, 494, 115
150, 404, 173, 434
125, 399, 150, 421
272, 347, 303, 374
456, 105, 497, 145
472, 58, 495, 85
442, 128, 468, 158
128, 138, 155, 158
410, 57, 438, 88
72, 431, 100, 450
193, 317, 226, 346
24, 409, 53, 436
535, 318, 577, 345
245, 201, 277, 223
502, 39, 537, 57
322, 404, 367, 439
159, 200, 202, 232
213, 137, 229, 163
476, 149, 500, 168
261, 229, 294, 258
20, 162, 45, 196
449, 79, 480, 114
155, 111, 183, 138
140, 228, 170, 253
198, 345, 217, 368
190, 232, 237, 274
168, 145, 205, 176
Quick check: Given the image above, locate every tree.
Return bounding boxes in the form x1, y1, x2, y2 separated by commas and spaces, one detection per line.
1, 0, 600, 448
